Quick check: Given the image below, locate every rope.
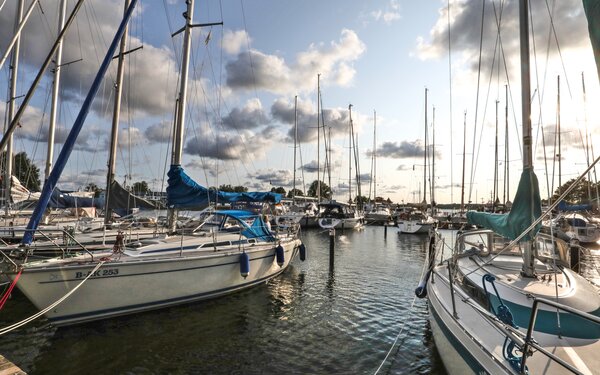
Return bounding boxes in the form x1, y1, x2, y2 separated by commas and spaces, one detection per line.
0, 269, 22, 310
373, 236, 435, 375
0, 261, 105, 335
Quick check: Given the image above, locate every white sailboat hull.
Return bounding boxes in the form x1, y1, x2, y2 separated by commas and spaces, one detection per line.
10, 238, 301, 325
397, 220, 433, 234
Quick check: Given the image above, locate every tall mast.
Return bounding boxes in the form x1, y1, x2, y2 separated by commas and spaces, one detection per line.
4, 0, 24, 216
423, 88, 428, 206
0, 0, 37, 70
431, 106, 435, 209
460, 110, 467, 213
348, 104, 353, 204
104, 0, 131, 224
504, 85, 509, 205
293, 95, 298, 201
519, 0, 535, 277
373, 110, 377, 201
317, 74, 321, 202
494, 99, 499, 209
168, 0, 195, 231
45, 0, 67, 182
557, 75, 561, 189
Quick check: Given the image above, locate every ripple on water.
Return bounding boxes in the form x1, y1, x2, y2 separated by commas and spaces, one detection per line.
0, 226, 445, 374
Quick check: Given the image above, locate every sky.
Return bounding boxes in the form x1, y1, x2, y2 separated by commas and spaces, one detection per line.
0, 0, 599, 205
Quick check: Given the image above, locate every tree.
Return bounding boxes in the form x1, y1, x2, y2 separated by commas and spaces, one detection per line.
218, 184, 248, 193
132, 181, 151, 195
270, 186, 286, 195
287, 188, 304, 198
307, 180, 332, 199
85, 182, 102, 198
551, 178, 598, 203
1, 151, 41, 191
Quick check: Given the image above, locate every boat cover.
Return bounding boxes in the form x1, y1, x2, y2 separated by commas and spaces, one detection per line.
221, 210, 276, 242
167, 165, 281, 209
467, 168, 541, 241
557, 200, 592, 212
48, 188, 102, 208
107, 180, 162, 211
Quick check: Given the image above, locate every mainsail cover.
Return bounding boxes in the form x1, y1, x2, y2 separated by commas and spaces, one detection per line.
48, 188, 101, 208
107, 180, 162, 210
467, 168, 541, 241
167, 165, 281, 209
583, 0, 600, 82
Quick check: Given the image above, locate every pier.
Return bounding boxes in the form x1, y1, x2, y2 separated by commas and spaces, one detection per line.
0, 354, 26, 375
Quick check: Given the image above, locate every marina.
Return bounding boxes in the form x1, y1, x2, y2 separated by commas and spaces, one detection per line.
0, 0, 600, 374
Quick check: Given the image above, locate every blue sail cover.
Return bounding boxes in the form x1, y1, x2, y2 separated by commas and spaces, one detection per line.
557, 200, 592, 212
221, 210, 275, 242
467, 168, 541, 241
167, 165, 282, 209
48, 188, 104, 209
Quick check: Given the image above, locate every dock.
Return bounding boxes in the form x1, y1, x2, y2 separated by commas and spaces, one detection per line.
0, 355, 26, 375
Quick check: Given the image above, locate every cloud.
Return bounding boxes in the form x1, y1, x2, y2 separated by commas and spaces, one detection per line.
145, 121, 172, 143
397, 164, 410, 171
301, 160, 321, 173
375, 140, 443, 159
184, 129, 271, 161
251, 169, 293, 187
226, 29, 365, 95
370, 0, 402, 24
222, 98, 270, 130
417, 0, 588, 71
222, 30, 250, 55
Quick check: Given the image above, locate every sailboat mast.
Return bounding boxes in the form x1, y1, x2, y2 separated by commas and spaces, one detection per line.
373, 110, 377, 201
45, 0, 67, 183
348, 104, 353, 205
105, 0, 131, 224
431, 106, 435, 208
557, 75, 561, 188
0, 0, 36, 70
4, 0, 24, 216
168, 0, 195, 231
423, 88, 428, 206
519, 0, 535, 277
494, 99, 499, 209
461, 110, 467, 212
317, 74, 321, 202
504, 85, 509, 204
293, 95, 298, 201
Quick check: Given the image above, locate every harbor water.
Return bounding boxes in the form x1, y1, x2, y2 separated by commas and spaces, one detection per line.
0, 226, 451, 374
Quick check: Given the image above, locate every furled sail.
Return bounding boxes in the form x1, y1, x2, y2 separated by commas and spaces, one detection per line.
107, 180, 162, 211
48, 188, 101, 208
583, 0, 600, 81
167, 165, 281, 209
467, 168, 541, 241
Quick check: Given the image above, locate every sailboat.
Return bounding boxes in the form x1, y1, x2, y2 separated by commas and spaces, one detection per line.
317, 104, 364, 230
0, 0, 302, 326
423, 1, 600, 374
365, 111, 392, 225
397, 88, 436, 234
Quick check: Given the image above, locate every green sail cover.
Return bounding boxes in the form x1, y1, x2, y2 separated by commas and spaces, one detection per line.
583, 0, 600, 82
467, 168, 541, 241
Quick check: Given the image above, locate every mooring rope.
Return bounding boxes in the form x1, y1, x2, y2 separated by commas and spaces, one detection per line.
373, 238, 434, 375
0, 261, 105, 336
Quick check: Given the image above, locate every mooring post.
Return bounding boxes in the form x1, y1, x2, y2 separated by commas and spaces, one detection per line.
384, 223, 387, 238
329, 228, 335, 270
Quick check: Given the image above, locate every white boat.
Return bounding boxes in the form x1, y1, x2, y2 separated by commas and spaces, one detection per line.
317, 201, 364, 230
0, 0, 304, 327
543, 212, 600, 244
396, 210, 436, 234
364, 205, 392, 225
422, 0, 600, 373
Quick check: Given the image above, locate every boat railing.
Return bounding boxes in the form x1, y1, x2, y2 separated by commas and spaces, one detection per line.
520, 297, 600, 374
21, 227, 95, 261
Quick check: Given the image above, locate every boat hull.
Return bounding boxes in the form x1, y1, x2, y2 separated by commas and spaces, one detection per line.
397, 220, 433, 234
10, 239, 301, 325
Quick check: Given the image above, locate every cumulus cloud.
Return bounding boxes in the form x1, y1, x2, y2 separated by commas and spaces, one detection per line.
417, 0, 588, 72
222, 29, 250, 55
226, 29, 365, 95
184, 129, 271, 161
145, 121, 172, 143
251, 169, 293, 187
375, 140, 443, 159
222, 98, 269, 130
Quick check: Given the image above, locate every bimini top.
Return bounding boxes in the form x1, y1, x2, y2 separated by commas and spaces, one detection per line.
211, 209, 275, 242
467, 168, 541, 241
167, 165, 282, 209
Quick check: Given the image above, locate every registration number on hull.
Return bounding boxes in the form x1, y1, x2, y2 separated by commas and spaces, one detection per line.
75, 268, 119, 279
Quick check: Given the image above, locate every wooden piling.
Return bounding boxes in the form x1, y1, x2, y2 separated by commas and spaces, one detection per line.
329, 228, 335, 270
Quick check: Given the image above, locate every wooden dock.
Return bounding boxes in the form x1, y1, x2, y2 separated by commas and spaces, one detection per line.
0, 354, 26, 375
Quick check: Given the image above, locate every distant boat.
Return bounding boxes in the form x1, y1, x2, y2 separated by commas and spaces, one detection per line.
543, 212, 600, 244
396, 209, 436, 234
317, 200, 363, 230
423, 1, 600, 373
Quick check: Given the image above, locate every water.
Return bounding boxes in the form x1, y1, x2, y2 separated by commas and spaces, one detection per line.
0, 226, 447, 374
